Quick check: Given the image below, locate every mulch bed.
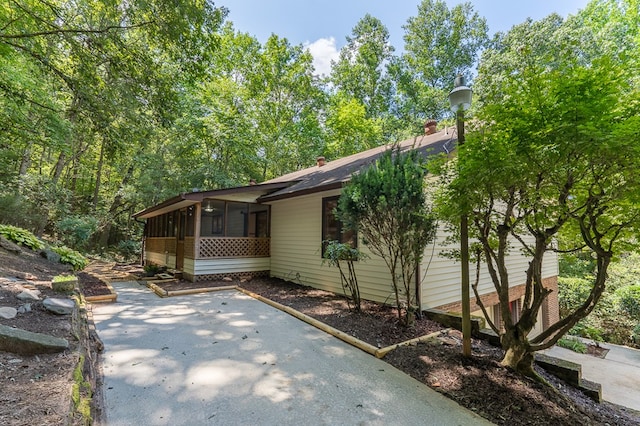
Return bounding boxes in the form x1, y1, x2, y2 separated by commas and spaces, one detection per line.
77, 272, 113, 297
80, 274, 640, 425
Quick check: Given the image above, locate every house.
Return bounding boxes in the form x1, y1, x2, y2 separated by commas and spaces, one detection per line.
133, 124, 560, 335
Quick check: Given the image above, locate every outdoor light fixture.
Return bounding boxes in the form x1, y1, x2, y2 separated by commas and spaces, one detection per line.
449, 74, 472, 358
449, 75, 472, 113
203, 201, 214, 213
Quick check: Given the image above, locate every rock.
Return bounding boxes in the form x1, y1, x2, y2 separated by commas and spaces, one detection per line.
43, 298, 76, 315
222, 276, 233, 282
437, 336, 459, 346
0, 236, 22, 254
17, 303, 31, 314
239, 275, 253, 282
0, 324, 69, 354
16, 289, 40, 301
16, 272, 38, 281
0, 306, 17, 319
39, 249, 61, 264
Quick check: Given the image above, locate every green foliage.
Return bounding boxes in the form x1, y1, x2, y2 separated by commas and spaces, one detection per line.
0, 224, 44, 250
557, 337, 588, 354
433, 2, 640, 372
559, 252, 596, 279
56, 216, 99, 251
558, 277, 593, 318
338, 146, 437, 325
116, 240, 141, 262
52, 274, 76, 293
52, 274, 76, 283
399, 0, 489, 124
324, 94, 382, 159
633, 324, 640, 344
51, 246, 88, 270
561, 252, 640, 347
323, 240, 367, 312
616, 285, 640, 320
329, 14, 397, 140
143, 263, 162, 277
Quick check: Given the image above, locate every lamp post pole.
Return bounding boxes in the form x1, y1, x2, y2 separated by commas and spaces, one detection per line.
449, 75, 472, 357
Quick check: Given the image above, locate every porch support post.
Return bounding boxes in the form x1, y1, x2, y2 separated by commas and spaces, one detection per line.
194, 203, 202, 259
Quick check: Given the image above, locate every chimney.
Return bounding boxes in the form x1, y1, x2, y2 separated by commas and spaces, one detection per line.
424, 119, 437, 135
316, 156, 326, 167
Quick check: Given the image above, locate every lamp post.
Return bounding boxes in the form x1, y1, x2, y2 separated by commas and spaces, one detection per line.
449, 75, 472, 357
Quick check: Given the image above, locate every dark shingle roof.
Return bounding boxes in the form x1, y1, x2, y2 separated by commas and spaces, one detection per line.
258, 129, 456, 202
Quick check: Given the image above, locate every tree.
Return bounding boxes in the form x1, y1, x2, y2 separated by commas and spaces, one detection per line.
324, 93, 382, 159
326, 14, 399, 147
329, 14, 395, 141
436, 7, 640, 377
397, 0, 488, 129
338, 147, 437, 325
0, 0, 228, 246
247, 35, 327, 180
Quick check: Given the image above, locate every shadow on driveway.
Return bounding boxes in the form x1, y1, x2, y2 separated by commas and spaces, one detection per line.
93, 281, 491, 425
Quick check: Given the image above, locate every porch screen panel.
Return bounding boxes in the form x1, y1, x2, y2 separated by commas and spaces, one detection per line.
227, 202, 248, 237
200, 200, 225, 237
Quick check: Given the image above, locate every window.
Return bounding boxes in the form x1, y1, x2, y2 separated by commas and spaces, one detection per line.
492, 299, 522, 331
321, 196, 356, 255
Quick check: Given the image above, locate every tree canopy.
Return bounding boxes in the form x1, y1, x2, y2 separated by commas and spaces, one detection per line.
435, 0, 640, 376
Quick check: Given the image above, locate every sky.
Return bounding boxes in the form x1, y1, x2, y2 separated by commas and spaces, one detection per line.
216, 0, 591, 75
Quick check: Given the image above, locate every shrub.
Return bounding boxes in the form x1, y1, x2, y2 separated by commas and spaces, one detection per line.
632, 324, 640, 345
116, 239, 141, 262
55, 215, 98, 251
557, 337, 587, 354
0, 193, 47, 233
52, 245, 88, 270
558, 252, 595, 278
322, 240, 367, 312
143, 263, 161, 276
558, 276, 592, 317
52, 274, 77, 293
0, 224, 44, 250
616, 285, 640, 320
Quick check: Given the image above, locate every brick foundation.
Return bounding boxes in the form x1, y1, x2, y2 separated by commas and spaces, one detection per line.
434, 275, 560, 331
541, 276, 560, 329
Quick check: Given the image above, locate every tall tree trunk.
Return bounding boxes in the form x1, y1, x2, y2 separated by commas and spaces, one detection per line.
19, 141, 33, 175
51, 151, 66, 184
93, 140, 105, 211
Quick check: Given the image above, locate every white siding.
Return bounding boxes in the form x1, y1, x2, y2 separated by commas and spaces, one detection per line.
183, 258, 195, 277
192, 257, 270, 275
269, 188, 559, 309
269, 190, 396, 304
420, 228, 559, 309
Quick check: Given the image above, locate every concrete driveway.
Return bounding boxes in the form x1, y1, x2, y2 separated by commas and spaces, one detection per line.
92, 281, 490, 425
544, 341, 640, 411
